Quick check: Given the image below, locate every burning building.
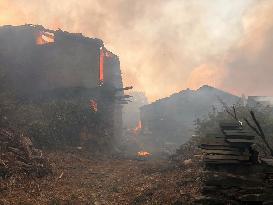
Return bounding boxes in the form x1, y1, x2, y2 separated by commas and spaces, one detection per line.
0, 25, 125, 150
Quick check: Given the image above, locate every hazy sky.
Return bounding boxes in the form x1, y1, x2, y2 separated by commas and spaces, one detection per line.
1, 0, 272, 101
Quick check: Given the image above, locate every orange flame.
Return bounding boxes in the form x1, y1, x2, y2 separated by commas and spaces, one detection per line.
133, 120, 142, 135
99, 47, 104, 84
36, 31, 55, 45
137, 151, 151, 157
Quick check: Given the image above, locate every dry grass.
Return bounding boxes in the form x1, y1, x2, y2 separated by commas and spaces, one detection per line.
1, 150, 202, 205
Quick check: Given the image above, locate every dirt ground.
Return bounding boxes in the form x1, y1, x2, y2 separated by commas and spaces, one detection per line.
1, 150, 202, 205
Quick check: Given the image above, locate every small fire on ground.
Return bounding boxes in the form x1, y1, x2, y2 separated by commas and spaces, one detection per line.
137, 151, 151, 157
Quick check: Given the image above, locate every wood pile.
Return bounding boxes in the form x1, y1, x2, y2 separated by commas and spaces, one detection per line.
197, 122, 273, 204
0, 128, 52, 179
200, 122, 256, 164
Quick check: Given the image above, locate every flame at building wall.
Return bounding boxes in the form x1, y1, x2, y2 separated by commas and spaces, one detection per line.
132, 120, 142, 135
99, 47, 114, 85
99, 47, 104, 85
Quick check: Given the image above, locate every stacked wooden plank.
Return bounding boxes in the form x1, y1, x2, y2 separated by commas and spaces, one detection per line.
196, 122, 273, 204
200, 122, 256, 164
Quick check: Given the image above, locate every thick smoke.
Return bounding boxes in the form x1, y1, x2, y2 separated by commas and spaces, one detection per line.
221, 1, 273, 96
188, 1, 273, 97
1, 0, 272, 101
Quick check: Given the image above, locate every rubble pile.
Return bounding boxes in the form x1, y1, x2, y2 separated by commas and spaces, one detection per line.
197, 122, 273, 204
0, 128, 52, 179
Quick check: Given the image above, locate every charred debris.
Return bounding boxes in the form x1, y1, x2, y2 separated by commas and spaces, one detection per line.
0, 128, 51, 179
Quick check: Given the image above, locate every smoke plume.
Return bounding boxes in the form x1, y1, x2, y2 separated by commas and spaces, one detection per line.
0, 0, 272, 101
